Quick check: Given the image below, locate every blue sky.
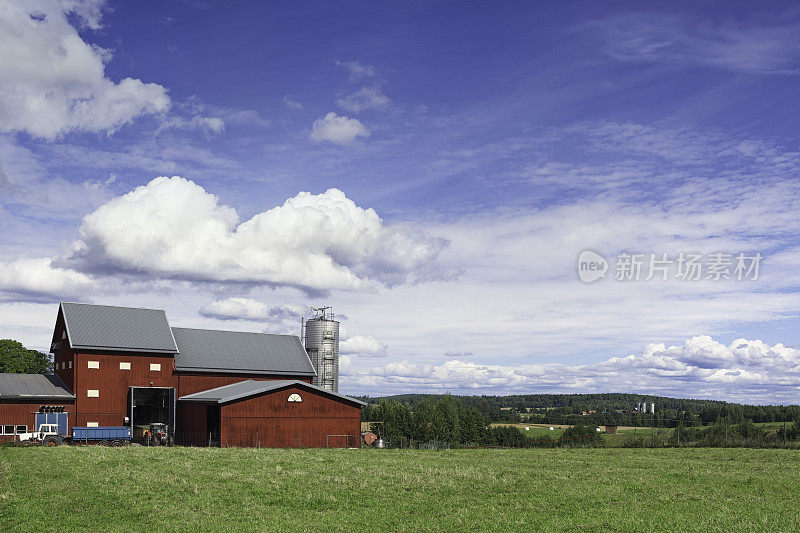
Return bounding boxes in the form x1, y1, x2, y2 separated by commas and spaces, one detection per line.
2, 0, 800, 402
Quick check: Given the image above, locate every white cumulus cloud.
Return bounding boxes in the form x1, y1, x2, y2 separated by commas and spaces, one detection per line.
310, 112, 369, 145
0, 258, 94, 301
340, 335, 388, 357
68, 176, 450, 293
199, 297, 269, 321
345, 336, 800, 403
0, 0, 170, 139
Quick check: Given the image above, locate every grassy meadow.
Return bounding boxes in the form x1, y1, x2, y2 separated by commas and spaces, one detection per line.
2, 446, 799, 532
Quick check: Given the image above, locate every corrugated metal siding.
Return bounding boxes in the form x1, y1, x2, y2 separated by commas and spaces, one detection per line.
61, 302, 178, 353
172, 328, 315, 375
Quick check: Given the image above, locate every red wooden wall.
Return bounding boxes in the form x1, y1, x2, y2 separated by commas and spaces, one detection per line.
177, 372, 312, 396
72, 351, 177, 427
219, 385, 361, 448
0, 401, 75, 443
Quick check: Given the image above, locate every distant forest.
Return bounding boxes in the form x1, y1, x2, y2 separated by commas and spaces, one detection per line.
358, 392, 800, 428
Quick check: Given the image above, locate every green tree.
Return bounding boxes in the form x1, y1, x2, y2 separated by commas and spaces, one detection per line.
0, 339, 53, 374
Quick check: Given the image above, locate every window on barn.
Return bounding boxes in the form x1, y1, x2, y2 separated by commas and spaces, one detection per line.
87, 422, 98, 428
87, 390, 99, 398
120, 362, 131, 370
15, 426, 27, 434
150, 363, 161, 371
87, 361, 99, 369
3, 425, 13, 435
69, 361, 72, 369
288, 393, 302, 402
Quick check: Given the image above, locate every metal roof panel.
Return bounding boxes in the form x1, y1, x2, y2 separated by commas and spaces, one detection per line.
177, 379, 365, 405
60, 302, 178, 353
0, 373, 75, 399
172, 328, 315, 376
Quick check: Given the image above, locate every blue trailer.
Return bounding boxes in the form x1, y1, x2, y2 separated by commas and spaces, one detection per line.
71, 426, 132, 446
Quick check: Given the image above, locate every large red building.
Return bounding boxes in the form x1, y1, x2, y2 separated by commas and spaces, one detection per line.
0, 303, 363, 447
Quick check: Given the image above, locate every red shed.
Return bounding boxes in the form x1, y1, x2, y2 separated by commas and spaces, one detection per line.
179, 380, 364, 447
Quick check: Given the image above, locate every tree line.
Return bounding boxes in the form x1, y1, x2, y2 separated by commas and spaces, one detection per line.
362, 392, 800, 427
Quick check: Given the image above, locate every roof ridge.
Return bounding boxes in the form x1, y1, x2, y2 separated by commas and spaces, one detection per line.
171, 326, 299, 338
61, 301, 168, 313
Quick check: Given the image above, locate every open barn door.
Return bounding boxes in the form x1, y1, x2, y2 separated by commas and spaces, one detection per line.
129, 386, 175, 443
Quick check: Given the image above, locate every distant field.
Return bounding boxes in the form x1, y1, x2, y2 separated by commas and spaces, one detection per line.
2, 447, 800, 532
491, 422, 665, 442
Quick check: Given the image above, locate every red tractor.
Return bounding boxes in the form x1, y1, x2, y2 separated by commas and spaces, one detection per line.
143, 423, 172, 446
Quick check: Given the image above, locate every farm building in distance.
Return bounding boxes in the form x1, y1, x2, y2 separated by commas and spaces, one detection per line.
0, 303, 363, 447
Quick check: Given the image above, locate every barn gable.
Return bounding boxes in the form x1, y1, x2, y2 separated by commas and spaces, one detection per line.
54, 302, 178, 354
178, 379, 363, 406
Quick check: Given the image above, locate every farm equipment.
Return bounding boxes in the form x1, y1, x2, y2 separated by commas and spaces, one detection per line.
72, 426, 132, 446
143, 422, 172, 446
17, 424, 131, 446
16, 424, 66, 446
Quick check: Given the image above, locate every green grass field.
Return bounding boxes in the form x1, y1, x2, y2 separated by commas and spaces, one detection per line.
2, 447, 799, 532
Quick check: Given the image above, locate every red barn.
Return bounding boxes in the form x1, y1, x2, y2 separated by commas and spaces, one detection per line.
0, 302, 363, 447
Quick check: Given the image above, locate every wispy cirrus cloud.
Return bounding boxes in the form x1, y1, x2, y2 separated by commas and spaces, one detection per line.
591, 13, 800, 74
333, 59, 378, 81
337, 86, 391, 112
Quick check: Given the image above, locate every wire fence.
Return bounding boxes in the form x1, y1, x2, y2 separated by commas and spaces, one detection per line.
172, 432, 364, 448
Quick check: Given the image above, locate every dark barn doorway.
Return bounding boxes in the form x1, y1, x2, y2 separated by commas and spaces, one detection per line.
206, 405, 220, 447
129, 387, 175, 443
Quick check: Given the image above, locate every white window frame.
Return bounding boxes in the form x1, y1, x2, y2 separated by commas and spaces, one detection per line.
61, 362, 65, 369
150, 363, 161, 372
87, 389, 99, 398
87, 361, 99, 369
2, 425, 14, 435
119, 362, 131, 370
287, 393, 303, 403
69, 361, 72, 369
15, 425, 27, 434
86, 422, 99, 428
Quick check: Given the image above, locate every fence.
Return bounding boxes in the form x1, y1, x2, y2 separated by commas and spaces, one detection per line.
173, 431, 363, 448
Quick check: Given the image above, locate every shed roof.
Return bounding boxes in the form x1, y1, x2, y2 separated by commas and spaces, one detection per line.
172, 328, 315, 376
58, 302, 178, 354
178, 379, 365, 406
0, 374, 75, 400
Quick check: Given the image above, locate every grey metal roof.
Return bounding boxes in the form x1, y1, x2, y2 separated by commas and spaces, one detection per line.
0, 373, 75, 400
59, 302, 178, 354
178, 379, 365, 406
172, 328, 315, 376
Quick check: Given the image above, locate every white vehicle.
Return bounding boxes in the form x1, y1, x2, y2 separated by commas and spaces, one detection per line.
17, 424, 63, 446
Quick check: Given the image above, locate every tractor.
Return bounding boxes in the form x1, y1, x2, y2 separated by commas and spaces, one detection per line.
143, 423, 172, 446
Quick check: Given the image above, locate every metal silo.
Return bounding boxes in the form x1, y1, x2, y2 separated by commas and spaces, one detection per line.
302, 307, 339, 392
